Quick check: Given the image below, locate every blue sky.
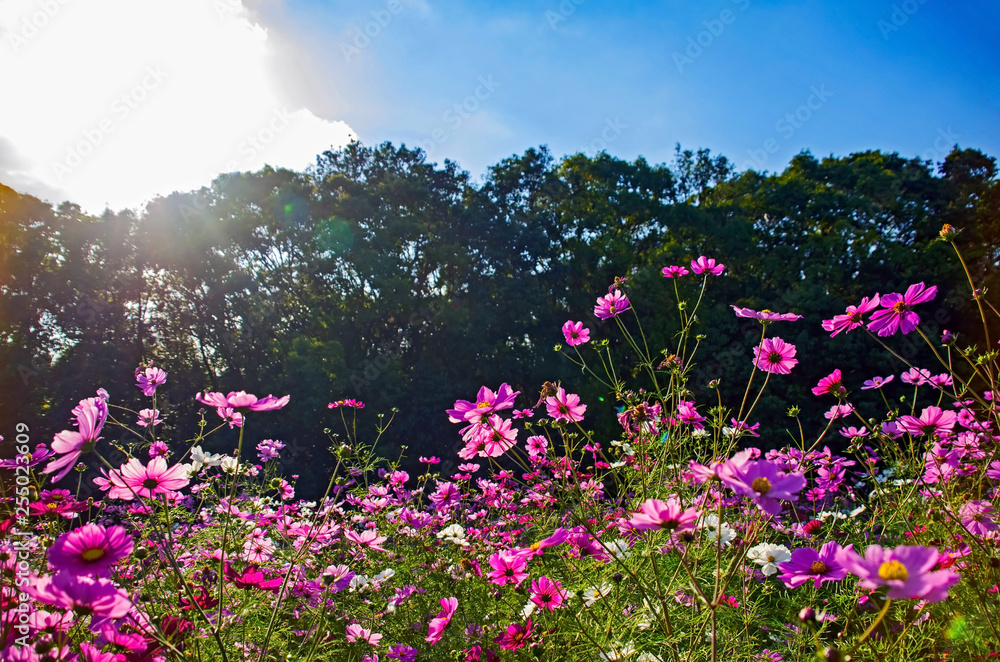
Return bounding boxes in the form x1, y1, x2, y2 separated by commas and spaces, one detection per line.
1, 0, 997, 211
277, 0, 1000, 179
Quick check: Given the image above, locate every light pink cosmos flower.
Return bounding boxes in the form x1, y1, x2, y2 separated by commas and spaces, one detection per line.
195, 391, 290, 411
959, 500, 997, 537
346, 623, 382, 646
44, 397, 109, 483
861, 375, 894, 390
836, 544, 960, 602
545, 387, 586, 423
812, 369, 845, 397
824, 404, 854, 420
822, 294, 880, 337
25, 572, 132, 618
345, 528, 389, 553
115, 457, 191, 499
529, 576, 566, 611
901, 367, 932, 385
662, 265, 689, 278
136, 409, 162, 428
594, 290, 630, 320
720, 458, 806, 516
897, 406, 958, 438
487, 551, 528, 586
48, 524, 133, 577
562, 320, 591, 346
731, 306, 802, 322
752, 337, 798, 374
627, 497, 700, 532
867, 282, 937, 336
425, 597, 458, 645
135, 366, 167, 397
479, 415, 517, 457
446, 383, 520, 424
691, 256, 724, 275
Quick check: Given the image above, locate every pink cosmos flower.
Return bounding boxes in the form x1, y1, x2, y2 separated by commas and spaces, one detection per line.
720, 458, 806, 516
446, 384, 519, 424
691, 256, 724, 275
48, 524, 133, 577
836, 544, 960, 602
135, 366, 167, 397
727, 418, 760, 437
901, 367, 932, 385
839, 426, 869, 440
346, 624, 383, 646
959, 500, 997, 537
812, 369, 845, 397
488, 551, 529, 586
25, 572, 132, 618
426, 597, 458, 645
44, 397, 108, 483
115, 457, 191, 499
662, 265, 689, 278
731, 306, 802, 322
987, 461, 1000, 481
562, 320, 591, 346
224, 563, 283, 591
136, 409, 162, 428
481, 415, 518, 457
195, 390, 290, 411
419, 456, 441, 464
897, 406, 958, 438
862, 375, 894, 390
752, 337, 798, 374
867, 282, 937, 336
545, 387, 586, 423
329, 398, 365, 409
824, 404, 854, 420
494, 619, 533, 651
628, 497, 700, 532
594, 289, 630, 320
777, 541, 849, 589
216, 407, 244, 428
80, 642, 128, 662
529, 576, 566, 611
345, 528, 389, 553
822, 294, 880, 337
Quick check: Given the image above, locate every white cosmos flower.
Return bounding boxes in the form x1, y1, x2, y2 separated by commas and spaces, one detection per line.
583, 583, 613, 607
700, 514, 735, 547
746, 542, 791, 576
606, 538, 631, 560
599, 642, 637, 660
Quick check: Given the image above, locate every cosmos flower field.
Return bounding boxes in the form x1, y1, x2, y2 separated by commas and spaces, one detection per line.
1, 226, 998, 661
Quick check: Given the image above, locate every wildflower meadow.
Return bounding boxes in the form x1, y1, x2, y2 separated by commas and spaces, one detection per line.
1, 222, 998, 662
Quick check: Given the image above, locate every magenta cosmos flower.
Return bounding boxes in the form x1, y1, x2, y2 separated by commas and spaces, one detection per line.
662, 265, 689, 278
867, 282, 937, 337
529, 576, 566, 611
691, 256, 725, 275
562, 320, 591, 346
545, 387, 587, 423
731, 306, 802, 323
628, 497, 700, 532
752, 337, 798, 374
25, 572, 132, 618
346, 624, 382, 646
494, 619, 533, 651
195, 390, 290, 411
135, 366, 167, 397
861, 375, 894, 390
446, 383, 519, 424
720, 458, 806, 516
836, 544, 960, 602
487, 550, 529, 586
44, 397, 108, 483
114, 457, 191, 499
822, 294, 880, 337
481, 415, 518, 457
48, 523, 133, 577
425, 597, 458, 645
897, 406, 958, 438
959, 500, 997, 537
812, 369, 845, 397
594, 289, 630, 320
777, 541, 850, 589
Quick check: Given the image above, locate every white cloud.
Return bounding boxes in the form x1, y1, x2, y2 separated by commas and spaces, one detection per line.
0, 0, 355, 213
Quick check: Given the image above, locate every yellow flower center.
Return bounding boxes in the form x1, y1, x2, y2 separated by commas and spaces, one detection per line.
81, 548, 105, 562
751, 477, 772, 495
810, 561, 828, 574
878, 560, 908, 581
477, 401, 491, 409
